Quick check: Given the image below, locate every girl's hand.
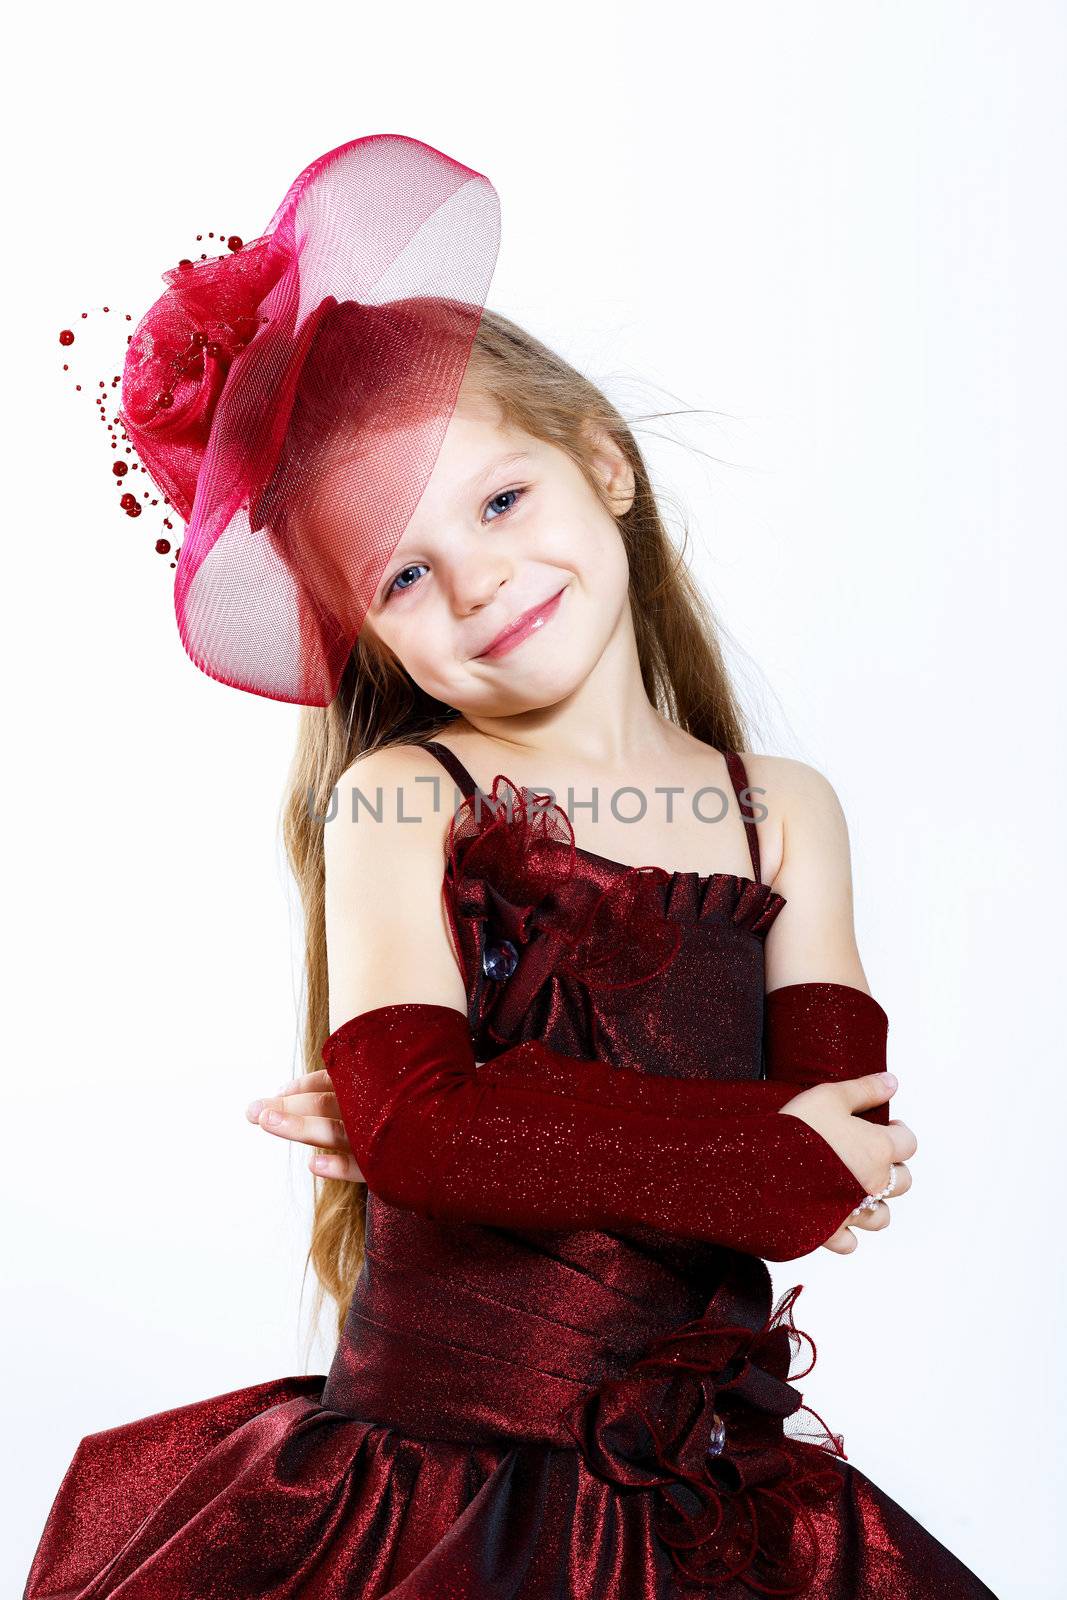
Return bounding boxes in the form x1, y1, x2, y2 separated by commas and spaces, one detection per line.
817, 1123, 914, 1252
246, 1070, 365, 1183
777, 1073, 917, 1254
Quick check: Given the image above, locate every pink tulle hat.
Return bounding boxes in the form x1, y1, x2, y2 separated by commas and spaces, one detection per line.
115, 134, 500, 704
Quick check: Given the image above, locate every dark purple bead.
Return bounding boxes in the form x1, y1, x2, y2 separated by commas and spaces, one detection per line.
482, 938, 519, 981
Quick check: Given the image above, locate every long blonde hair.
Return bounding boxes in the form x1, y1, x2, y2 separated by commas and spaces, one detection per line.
280, 307, 755, 1344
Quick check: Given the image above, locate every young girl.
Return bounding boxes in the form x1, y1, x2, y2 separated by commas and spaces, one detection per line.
27, 136, 998, 1598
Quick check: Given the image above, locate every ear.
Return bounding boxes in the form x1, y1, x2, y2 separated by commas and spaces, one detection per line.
581, 419, 636, 517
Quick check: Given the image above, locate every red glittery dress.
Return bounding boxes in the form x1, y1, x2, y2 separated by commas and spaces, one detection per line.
24, 741, 998, 1599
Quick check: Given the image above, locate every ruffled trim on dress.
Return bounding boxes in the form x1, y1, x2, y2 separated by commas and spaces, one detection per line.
665, 871, 787, 937
442, 772, 684, 1044
440, 772, 786, 1044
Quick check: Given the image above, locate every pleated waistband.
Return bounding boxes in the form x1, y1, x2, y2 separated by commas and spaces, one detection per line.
320, 1202, 782, 1450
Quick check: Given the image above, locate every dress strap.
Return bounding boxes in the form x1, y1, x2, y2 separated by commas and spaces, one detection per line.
722, 750, 762, 884
417, 738, 479, 800
420, 738, 763, 885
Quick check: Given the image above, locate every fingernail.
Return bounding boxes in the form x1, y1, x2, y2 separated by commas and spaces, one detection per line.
312, 1153, 333, 1174
264, 1110, 285, 1128
246, 1100, 265, 1121
882, 1073, 898, 1089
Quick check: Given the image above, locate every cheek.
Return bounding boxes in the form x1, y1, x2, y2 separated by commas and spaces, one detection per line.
569, 515, 631, 605
381, 612, 459, 693
536, 501, 621, 570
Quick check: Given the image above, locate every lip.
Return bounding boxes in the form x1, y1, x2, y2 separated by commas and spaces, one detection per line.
474, 585, 567, 659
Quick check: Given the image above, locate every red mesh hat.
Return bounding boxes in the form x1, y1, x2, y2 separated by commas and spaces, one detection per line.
118, 134, 500, 705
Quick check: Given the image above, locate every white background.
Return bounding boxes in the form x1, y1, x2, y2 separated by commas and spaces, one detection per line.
5, 4, 1063, 1595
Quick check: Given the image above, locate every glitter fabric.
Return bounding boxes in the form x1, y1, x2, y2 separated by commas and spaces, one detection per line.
321, 1002, 868, 1261
764, 982, 892, 1127
22, 745, 999, 1599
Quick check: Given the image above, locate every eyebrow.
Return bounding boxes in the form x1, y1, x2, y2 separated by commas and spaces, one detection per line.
463, 450, 533, 497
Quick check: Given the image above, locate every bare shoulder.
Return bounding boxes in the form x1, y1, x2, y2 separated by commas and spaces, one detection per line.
323, 742, 468, 1029
740, 752, 846, 813
327, 741, 459, 874
733, 752, 851, 885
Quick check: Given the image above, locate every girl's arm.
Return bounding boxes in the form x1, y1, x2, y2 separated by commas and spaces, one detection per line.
754, 755, 892, 1125
321, 1001, 896, 1260
316, 746, 899, 1260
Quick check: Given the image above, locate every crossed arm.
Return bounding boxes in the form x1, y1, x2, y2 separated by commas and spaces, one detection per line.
246, 748, 916, 1256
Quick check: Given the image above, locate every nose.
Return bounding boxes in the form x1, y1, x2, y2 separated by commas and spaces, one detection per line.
450, 545, 514, 615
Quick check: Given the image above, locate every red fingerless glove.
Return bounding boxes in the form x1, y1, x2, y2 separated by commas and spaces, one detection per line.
763, 982, 891, 1126
321, 1002, 869, 1261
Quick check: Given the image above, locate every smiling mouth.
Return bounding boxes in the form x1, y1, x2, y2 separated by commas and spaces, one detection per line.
474, 586, 567, 659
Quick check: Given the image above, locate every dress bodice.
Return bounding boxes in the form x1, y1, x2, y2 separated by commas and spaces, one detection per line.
421, 738, 788, 1086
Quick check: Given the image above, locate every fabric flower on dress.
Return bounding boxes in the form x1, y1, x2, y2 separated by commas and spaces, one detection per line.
559, 1265, 847, 1595
441, 772, 683, 1043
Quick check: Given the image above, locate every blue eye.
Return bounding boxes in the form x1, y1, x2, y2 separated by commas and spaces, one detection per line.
381, 486, 527, 602
384, 562, 428, 600
484, 486, 526, 521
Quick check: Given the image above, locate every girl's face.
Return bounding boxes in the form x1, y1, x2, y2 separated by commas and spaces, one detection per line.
355, 392, 636, 716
